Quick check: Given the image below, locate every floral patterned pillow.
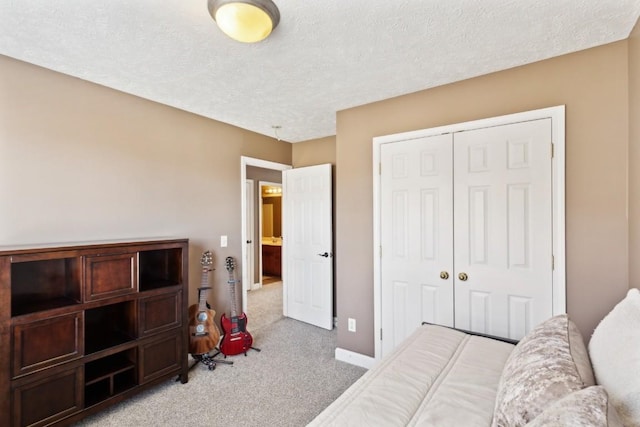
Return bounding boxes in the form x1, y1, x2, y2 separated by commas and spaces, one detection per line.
525, 386, 622, 427
491, 314, 595, 427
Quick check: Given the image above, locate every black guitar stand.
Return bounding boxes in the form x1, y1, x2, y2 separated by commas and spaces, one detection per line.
188, 349, 233, 371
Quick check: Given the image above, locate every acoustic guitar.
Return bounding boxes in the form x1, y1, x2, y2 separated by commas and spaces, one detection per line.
219, 256, 254, 356
188, 251, 221, 356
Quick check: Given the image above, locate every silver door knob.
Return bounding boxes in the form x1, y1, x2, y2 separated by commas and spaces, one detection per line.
458, 272, 468, 281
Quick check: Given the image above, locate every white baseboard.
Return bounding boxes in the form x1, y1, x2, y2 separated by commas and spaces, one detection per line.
335, 347, 376, 370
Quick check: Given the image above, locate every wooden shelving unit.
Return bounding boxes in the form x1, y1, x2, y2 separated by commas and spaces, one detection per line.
0, 238, 189, 427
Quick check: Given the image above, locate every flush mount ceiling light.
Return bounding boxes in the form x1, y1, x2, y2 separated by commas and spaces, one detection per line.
208, 0, 280, 43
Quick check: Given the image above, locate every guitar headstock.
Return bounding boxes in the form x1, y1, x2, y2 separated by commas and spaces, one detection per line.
201, 250, 213, 268
225, 256, 236, 273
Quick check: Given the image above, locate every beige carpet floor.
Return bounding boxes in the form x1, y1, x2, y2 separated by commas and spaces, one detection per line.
248, 280, 286, 331
73, 282, 366, 426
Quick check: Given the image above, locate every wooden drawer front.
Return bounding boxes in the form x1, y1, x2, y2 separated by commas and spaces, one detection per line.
13, 366, 83, 427
139, 332, 182, 384
85, 253, 137, 301
139, 291, 181, 336
13, 313, 83, 378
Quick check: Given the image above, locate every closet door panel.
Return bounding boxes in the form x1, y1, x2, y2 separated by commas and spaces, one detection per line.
380, 134, 454, 356
453, 118, 553, 340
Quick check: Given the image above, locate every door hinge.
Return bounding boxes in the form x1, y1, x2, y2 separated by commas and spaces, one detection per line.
552, 255, 555, 270
380, 328, 383, 340
551, 143, 555, 158
379, 245, 382, 258
379, 163, 382, 175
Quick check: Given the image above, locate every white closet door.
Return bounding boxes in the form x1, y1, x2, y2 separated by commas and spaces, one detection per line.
453, 118, 553, 340
380, 134, 454, 356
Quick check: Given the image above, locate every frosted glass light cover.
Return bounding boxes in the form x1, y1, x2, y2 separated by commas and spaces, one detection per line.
215, 3, 273, 43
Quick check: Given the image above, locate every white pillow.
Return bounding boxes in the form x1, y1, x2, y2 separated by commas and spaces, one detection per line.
589, 288, 640, 427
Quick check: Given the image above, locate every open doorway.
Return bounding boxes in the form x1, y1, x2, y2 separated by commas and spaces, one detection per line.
259, 181, 282, 287
240, 157, 291, 331
242, 158, 334, 332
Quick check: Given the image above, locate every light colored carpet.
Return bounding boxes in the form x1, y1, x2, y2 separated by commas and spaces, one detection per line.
248, 281, 286, 331
73, 283, 366, 426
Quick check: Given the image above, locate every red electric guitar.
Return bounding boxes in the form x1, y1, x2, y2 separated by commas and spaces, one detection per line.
219, 256, 254, 356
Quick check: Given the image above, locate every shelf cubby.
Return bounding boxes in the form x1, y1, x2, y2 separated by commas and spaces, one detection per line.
85, 301, 136, 354
11, 257, 81, 316
84, 349, 137, 407
139, 248, 182, 291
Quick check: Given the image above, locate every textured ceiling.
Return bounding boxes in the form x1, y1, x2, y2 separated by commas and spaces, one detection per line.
1, 1, 640, 143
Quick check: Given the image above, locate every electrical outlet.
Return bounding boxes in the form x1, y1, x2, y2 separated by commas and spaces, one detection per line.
348, 318, 356, 332
220, 235, 228, 247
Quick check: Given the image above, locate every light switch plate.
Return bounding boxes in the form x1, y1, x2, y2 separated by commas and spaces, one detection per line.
220, 235, 228, 247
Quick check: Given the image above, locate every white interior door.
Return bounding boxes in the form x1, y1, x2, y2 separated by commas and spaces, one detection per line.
283, 164, 333, 330
380, 134, 454, 355
453, 118, 553, 340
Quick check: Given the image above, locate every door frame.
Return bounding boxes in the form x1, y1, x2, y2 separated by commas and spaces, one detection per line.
240, 156, 292, 314
245, 179, 256, 290
372, 105, 566, 360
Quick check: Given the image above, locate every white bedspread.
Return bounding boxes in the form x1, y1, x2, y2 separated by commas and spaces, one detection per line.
308, 324, 514, 427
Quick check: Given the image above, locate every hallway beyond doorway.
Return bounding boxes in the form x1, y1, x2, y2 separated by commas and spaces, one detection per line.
247, 280, 283, 333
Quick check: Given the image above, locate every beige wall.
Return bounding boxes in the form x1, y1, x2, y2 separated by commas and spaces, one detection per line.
2, 30, 637, 360
0, 55, 292, 321
630, 20, 640, 290
336, 41, 630, 356
292, 136, 336, 167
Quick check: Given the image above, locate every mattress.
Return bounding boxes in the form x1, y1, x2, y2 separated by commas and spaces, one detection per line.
308, 324, 515, 427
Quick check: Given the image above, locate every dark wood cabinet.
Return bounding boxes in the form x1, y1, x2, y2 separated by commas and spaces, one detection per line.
12, 312, 83, 378
0, 238, 189, 427
139, 332, 183, 384
12, 366, 83, 427
84, 253, 137, 301
138, 292, 182, 336
262, 244, 281, 277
